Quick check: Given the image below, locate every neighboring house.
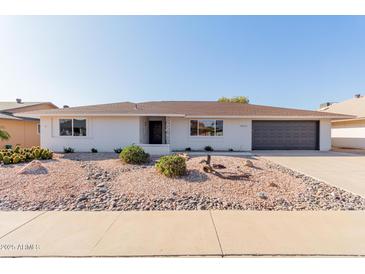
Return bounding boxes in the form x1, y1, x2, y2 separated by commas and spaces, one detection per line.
320, 94, 365, 149
0, 99, 58, 148
26, 101, 351, 154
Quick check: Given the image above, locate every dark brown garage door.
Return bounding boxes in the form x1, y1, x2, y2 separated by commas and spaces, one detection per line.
252, 121, 319, 150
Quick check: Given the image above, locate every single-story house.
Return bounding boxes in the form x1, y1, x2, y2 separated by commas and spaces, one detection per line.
0, 99, 58, 148
320, 94, 365, 149
27, 101, 351, 154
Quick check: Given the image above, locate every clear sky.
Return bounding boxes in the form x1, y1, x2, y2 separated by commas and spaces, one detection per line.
0, 16, 364, 110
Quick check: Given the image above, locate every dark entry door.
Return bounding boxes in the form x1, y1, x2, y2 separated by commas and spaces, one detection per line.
149, 121, 163, 144
252, 120, 319, 150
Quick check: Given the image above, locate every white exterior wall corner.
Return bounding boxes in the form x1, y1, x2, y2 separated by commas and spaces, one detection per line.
331, 120, 365, 149
168, 117, 252, 151
41, 116, 141, 152
319, 119, 332, 151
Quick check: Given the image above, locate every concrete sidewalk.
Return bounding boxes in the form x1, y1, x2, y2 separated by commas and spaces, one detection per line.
255, 151, 365, 197
1, 210, 365, 257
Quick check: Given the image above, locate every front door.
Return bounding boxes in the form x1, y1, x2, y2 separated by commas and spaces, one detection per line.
149, 121, 163, 144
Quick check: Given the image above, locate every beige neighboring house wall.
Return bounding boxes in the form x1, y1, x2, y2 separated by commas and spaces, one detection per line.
320, 95, 365, 149
0, 102, 58, 148
0, 119, 40, 147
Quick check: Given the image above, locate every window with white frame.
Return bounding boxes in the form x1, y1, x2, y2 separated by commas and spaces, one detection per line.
190, 120, 223, 136
59, 119, 87, 136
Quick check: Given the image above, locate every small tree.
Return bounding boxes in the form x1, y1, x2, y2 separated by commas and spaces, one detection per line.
218, 96, 249, 104
0, 127, 10, 141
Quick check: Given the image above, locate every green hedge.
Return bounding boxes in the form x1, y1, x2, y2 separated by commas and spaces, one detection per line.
119, 145, 149, 164
155, 155, 187, 177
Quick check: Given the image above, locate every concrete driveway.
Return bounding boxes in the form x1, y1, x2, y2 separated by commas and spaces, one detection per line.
255, 151, 365, 197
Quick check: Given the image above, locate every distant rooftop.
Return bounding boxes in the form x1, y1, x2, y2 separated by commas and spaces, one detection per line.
0, 101, 54, 112
320, 94, 365, 118
0, 99, 58, 121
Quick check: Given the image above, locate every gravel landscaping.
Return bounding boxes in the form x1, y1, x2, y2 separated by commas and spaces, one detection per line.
0, 153, 365, 211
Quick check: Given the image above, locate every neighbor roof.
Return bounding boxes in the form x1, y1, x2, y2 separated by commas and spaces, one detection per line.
0, 112, 38, 121
320, 96, 365, 118
22, 101, 353, 119
0, 101, 55, 112
0, 101, 57, 121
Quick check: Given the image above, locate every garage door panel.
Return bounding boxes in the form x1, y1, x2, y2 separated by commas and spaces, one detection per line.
252, 121, 319, 150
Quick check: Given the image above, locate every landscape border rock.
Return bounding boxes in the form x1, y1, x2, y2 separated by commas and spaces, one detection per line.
17, 160, 48, 175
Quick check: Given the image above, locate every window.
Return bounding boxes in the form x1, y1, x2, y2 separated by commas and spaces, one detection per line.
73, 119, 87, 136
37, 124, 41, 135
190, 120, 223, 137
60, 119, 87, 136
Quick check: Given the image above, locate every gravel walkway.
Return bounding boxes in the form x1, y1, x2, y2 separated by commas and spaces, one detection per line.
0, 153, 364, 211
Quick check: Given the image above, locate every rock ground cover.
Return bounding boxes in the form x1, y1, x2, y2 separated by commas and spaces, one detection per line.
0, 153, 364, 211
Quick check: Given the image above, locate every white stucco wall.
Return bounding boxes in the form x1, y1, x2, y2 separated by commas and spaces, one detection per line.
331, 120, 365, 149
40, 116, 333, 152
169, 117, 252, 151
319, 119, 332, 151
41, 116, 140, 152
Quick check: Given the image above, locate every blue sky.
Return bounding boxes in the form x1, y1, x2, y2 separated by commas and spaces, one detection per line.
0, 16, 364, 110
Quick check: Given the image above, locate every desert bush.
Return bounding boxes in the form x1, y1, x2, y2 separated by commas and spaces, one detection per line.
12, 154, 21, 164
204, 145, 214, 152
3, 155, 11, 165
119, 145, 149, 164
0, 146, 53, 164
63, 147, 74, 153
14, 145, 21, 153
33, 149, 41, 159
114, 147, 123, 154
91, 148, 98, 153
40, 148, 53, 160
155, 155, 187, 177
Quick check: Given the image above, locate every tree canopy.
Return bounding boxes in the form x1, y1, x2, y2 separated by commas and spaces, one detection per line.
217, 96, 249, 104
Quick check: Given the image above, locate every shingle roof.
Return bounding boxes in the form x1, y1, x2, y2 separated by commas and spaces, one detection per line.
24, 101, 353, 119
320, 96, 365, 118
0, 112, 38, 121
0, 102, 47, 112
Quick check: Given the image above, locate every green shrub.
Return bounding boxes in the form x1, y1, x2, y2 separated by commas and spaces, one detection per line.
155, 155, 187, 177
14, 145, 21, 153
12, 154, 21, 164
114, 147, 123, 154
204, 146, 214, 152
3, 155, 11, 165
185, 147, 191, 151
63, 147, 74, 153
91, 148, 98, 153
4, 144, 12, 150
25, 152, 34, 161
119, 145, 149, 164
33, 149, 41, 159
41, 149, 52, 160
0, 146, 53, 164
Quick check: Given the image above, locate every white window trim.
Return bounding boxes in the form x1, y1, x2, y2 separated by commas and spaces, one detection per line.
189, 119, 224, 137
59, 118, 88, 137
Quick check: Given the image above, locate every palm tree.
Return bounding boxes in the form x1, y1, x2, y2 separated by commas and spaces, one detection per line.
0, 127, 10, 141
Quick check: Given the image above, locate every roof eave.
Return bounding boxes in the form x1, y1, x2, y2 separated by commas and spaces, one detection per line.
29, 113, 352, 119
